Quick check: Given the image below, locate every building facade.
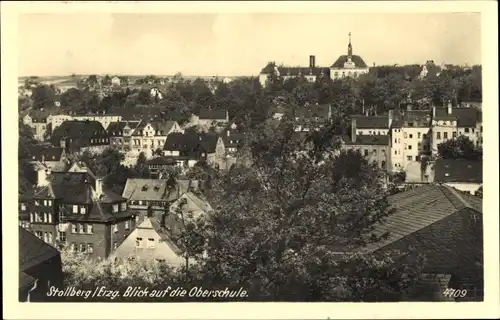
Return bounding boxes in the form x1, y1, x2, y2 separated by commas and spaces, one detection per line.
21, 168, 138, 259
259, 33, 369, 86
431, 102, 483, 155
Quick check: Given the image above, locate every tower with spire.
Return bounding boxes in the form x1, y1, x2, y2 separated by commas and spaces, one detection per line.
347, 32, 353, 58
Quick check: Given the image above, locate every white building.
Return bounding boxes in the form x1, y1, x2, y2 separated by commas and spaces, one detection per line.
431, 102, 483, 155
390, 108, 432, 171
73, 113, 122, 130
259, 32, 369, 87
329, 32, 370, 80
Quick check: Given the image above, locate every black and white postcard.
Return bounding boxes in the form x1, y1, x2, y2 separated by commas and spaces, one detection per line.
2, 1, 499, 319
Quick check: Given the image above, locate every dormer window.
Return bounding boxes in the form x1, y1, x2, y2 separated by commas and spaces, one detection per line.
120, 202, 127, 211
142, 185, 148, 191
112, 204, 119, 213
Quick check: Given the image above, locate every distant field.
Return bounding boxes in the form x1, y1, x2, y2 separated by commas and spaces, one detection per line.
18, 74, 247, 88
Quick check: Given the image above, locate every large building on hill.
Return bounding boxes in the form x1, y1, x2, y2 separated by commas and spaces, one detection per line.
259, 32, 370, 86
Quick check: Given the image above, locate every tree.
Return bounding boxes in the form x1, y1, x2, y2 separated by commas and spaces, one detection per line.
19, 122, 37, 195
185, 117, 424, 301
31, 85, 56, 109
134, 152, 150, 178
60, 88, 83, 112
437, 136, 481, 160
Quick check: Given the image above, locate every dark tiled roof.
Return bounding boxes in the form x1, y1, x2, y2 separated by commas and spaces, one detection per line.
28, 110, 51, 123
198, 108, 227, 120
146, 156, 177, 166
163, 132, 219, 153
32, 171, 131, 222
131, 120, 177, 137
434, 159, 482, 183
345, 134, 390, 146
19, 226, 60, 271
331, 55, 368, 68
224, 131, 248, 147
51, 120, 108, 140
28, 146, 65, 162
434, 108, 482, 127
361, 184, 482, 254
353, 116, 389, 129
20, 272, 37, 290
277, 67, 329, 77
107, 121, 140, 136
294, 104, 331, 119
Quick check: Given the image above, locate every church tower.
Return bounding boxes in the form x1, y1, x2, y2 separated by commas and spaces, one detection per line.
347, 32, 353, 59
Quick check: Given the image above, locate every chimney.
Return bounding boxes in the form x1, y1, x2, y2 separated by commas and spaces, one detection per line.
432, 106, 436, 118
351, 118, 357, 143
37, 169, 50, 187
95, 178, 104, 198
388, 110, 393, 128
447, 100, 452, 115
309, 55, 316, 68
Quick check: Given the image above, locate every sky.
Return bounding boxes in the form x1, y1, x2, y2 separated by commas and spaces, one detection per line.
18, 12, 481, 77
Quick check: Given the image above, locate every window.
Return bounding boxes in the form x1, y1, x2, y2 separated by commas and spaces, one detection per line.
444, 132, 448, 139
372, 149, 377, 154
21, 203, 26, 211
35, 231, 43, 239
452, 132, 457, 138
408, 145, 412, 150
43, 200, 48, 206
113, 224, 118, 233
394, 139, 397, 144
35, 200, 40, 206
87, 244, 94, 253
416, 155, 421, 161
81, 206, 86, 214
409, 134, 413, 139
125, 221, 130, 230
418, 142, 422, 149
87, 224, 93, 234
417, 132, 421, 139
394, 150, 397, 155
47, 232, 53, 244
72, 205, 78, 214
436, 132, 441, 139
113, 204, 119, 213
381, 160, 386, 168
58, 231, 66, 243
136, 237, 143, 248
43, 213, 48, 223
79, 223, 84, 234
121, 202, 127, 211
364, 149, 368, 157
79, 243, 86, 253
30, 213, 34, 222
404, 144, 407, 150
71, 223, 77, 233
135, 215, 139, 223
113, 242, 118, 250
403, 132, 407, 139
407, 156, 412, 161
472, 128, 475, 133
35, 213, 42, 222
71, 243, 76, 252
147, 238, 155, 248
465, 128, 470, 133
48, 213, 52, 223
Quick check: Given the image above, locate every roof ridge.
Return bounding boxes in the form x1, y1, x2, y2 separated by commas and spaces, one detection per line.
439, 184, 472, 210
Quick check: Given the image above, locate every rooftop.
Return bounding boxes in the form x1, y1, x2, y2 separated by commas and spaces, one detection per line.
434, 159, 482, 184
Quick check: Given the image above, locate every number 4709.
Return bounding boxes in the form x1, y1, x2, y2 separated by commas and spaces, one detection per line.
443, 288, 468, 298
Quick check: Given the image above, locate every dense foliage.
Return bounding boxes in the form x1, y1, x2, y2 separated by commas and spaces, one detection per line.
437, 135, 482, 160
